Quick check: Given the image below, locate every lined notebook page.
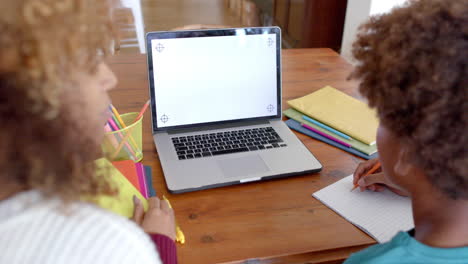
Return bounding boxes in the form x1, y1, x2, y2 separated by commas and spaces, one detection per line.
313, 175, 414, 243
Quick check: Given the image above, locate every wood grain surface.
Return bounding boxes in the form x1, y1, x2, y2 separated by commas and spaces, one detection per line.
107, 48, 375, 264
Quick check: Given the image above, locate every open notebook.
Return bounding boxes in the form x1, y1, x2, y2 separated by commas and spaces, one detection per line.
313, 175, 414, 243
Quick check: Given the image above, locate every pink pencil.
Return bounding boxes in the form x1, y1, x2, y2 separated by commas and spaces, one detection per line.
104, 124, 119, 147
107, 118, 137, 157
301, 123, 352, 148
109, 100, 149, 161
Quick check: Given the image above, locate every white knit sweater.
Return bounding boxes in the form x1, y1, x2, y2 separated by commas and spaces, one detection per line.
0, 190, 162, 264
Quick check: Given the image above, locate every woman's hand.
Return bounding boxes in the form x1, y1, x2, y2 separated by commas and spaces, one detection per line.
353, 159, 408, 196
132, 196, 177, 241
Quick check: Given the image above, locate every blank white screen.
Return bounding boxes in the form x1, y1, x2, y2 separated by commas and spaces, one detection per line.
151, 33, 278, 128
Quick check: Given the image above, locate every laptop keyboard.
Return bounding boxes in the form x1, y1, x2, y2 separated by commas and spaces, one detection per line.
172, 127, 287, 160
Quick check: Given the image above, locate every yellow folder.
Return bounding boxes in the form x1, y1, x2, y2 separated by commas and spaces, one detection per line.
94, 158, 148, 218
287, 86, 379, 145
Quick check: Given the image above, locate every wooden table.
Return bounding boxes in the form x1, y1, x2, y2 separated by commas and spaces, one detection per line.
108, 49, 375, 264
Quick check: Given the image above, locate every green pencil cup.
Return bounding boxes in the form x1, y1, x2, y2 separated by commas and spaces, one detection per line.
102, 112, 143, 162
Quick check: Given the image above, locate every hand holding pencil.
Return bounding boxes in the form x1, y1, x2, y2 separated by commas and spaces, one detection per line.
351, 159, 408, 196
351, 159, 382, 192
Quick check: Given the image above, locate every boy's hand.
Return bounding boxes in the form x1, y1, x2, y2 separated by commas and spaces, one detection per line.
132, 196, 177, 241
353, 159, 408, 196
353, 159, 383, 192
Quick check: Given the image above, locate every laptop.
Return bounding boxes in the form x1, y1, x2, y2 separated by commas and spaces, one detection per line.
146, 27, 322, 193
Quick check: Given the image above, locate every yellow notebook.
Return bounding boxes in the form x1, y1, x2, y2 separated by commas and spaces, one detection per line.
287, 86, 379, 145
94, 158, 148, 218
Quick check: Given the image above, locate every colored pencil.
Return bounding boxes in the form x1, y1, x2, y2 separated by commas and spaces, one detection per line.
301, 123, 352, 148
105, 122, 134, 159
110, 105, 125, 127
134, 100, 150, 121
111, 101, 149, 160
302, 115, 352, 140
104, 123, 120, 148
109, 104, 139, 151
107, 117, 137, 158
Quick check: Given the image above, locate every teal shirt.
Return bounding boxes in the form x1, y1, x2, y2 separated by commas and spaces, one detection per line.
345, 230, 468, 264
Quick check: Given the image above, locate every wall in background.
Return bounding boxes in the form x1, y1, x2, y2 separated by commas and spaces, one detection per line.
340, 0, 408, 62
370, 0, 408, 15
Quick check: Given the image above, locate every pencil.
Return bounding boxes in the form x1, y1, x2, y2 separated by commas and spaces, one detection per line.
104, 123, 120, 148
301, 123, 352, 148
107, 118, 137, 158
351, 161, 381, 191
110, 104, 139, 150
112, 115, 123, 130
302, 115, 352, 140
162, 195, 185, 244
111, 101, 150, 160
110, 104, 126, 128
135, 100, 150, 121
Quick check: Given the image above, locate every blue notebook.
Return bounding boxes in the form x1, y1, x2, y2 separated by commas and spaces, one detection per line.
286, 119, 378, 160
144, 166, 156, 197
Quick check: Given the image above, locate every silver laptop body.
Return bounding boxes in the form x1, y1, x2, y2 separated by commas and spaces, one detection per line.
146, 27, 322, 193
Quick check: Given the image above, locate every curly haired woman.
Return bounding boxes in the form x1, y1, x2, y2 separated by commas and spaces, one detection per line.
345, 0, 467, 263
0, 0, 177, 263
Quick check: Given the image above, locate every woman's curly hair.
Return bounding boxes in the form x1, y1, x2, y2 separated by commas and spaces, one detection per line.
351, 0, 467, 199
0, 0, 117, 203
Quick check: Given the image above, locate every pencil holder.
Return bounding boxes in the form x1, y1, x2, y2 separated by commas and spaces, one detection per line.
102, 112, 143, 162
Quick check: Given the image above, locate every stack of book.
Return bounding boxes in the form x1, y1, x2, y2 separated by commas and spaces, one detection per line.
284, 86, 379, 160
112, 160, 156, 198
94, 159, 186, 244
93, 158, 155, 218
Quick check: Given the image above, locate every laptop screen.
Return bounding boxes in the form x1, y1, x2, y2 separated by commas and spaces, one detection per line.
147, 27, 281, 131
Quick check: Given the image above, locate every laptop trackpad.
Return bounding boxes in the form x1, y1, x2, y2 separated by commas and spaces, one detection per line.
217, 155, 270, 178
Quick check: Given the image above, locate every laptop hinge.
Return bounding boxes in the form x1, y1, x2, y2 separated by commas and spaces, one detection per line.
160, 120, 270, 135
